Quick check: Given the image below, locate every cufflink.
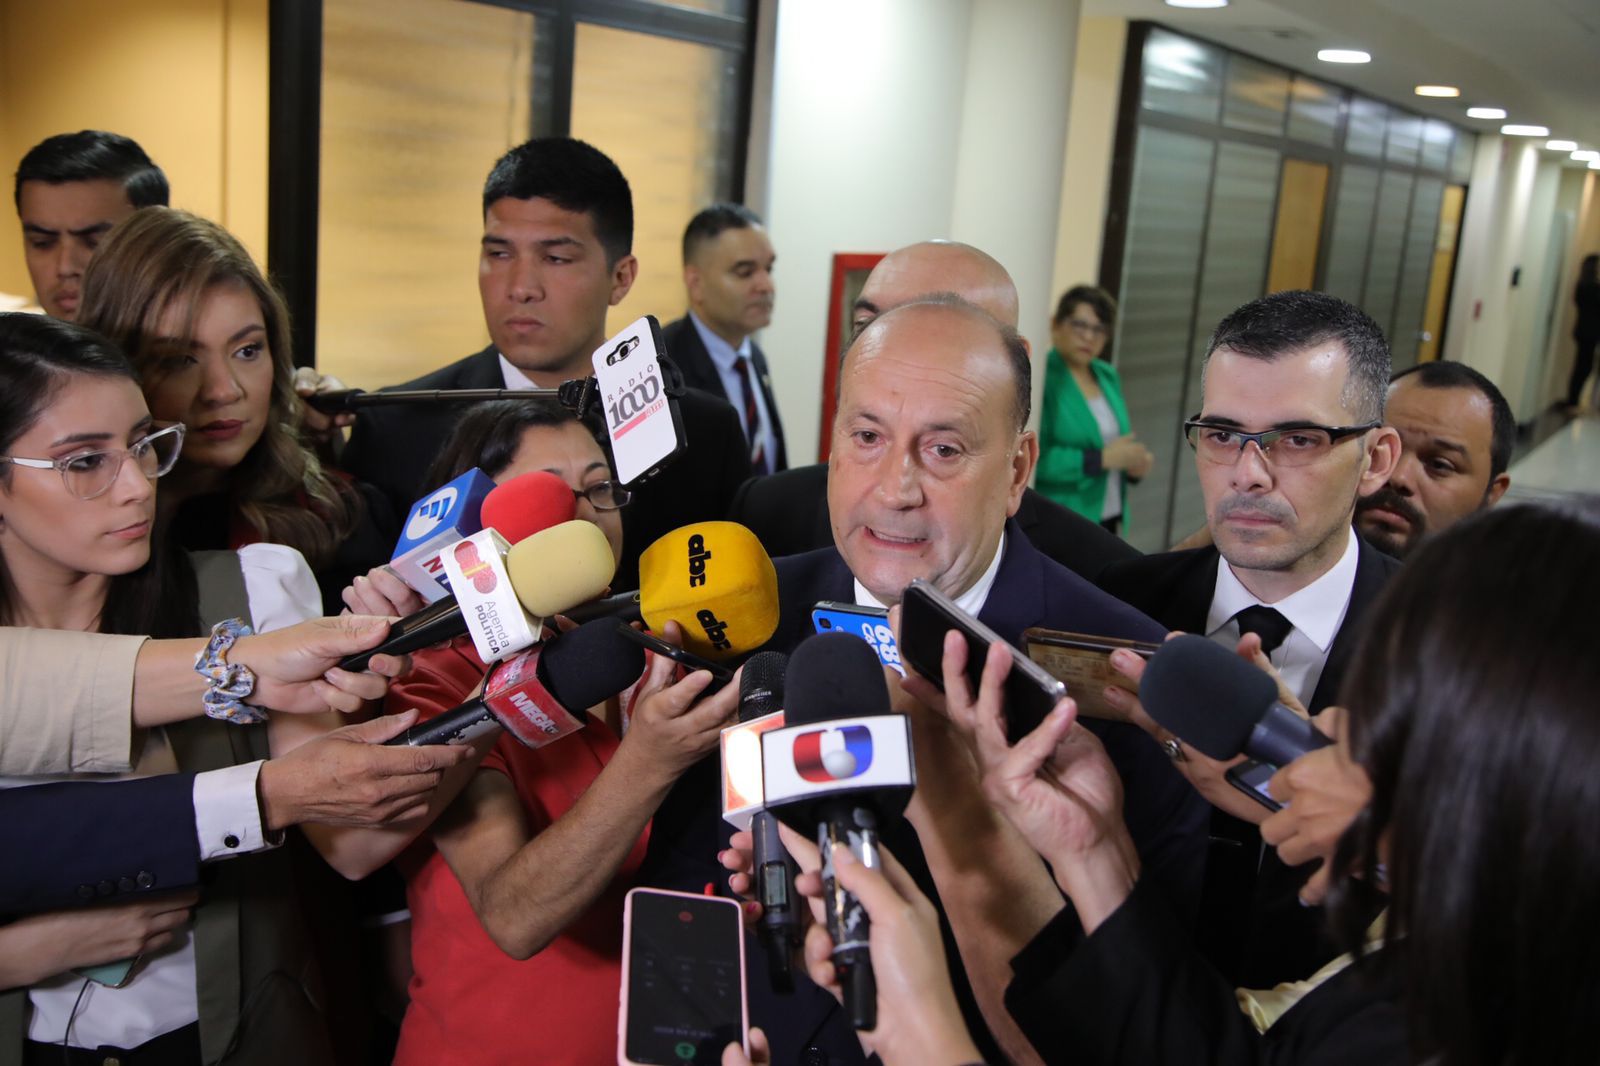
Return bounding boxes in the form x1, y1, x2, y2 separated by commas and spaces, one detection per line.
224, 834, 240, 849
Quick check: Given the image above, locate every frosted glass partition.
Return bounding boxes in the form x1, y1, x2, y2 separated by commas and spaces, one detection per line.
1385, 113, 1423, 167
1287, 76, 1340, 147
1116, 126, 1215, 551
1345, 97, 1388, 158
1391, 178, 1445, 369
1222, 54, 1289, 137
1362, 170, 1417, 336
1323, 165, 1381, 303
1141, 28, 1223, 124
1420, 119, 1454, 172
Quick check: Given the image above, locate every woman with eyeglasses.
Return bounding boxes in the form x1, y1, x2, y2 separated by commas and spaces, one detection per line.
0, 313, 352, 1065
1036, 285, 1154, 535
75, 207, 387, 615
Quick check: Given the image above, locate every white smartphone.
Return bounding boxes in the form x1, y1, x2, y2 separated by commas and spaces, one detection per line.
618, 888, 748, 1066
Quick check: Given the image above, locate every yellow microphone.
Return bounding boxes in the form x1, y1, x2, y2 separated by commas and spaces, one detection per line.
505, 520, 619, 618
635, 521, 780, 661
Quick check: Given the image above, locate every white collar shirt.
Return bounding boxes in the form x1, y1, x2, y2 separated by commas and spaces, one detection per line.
1204, 526, 1360, 706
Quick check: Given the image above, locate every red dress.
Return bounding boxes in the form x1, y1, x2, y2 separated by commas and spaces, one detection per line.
390, 638, 649, 1066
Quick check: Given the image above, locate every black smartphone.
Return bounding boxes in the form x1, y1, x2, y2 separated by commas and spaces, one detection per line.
1225, 758, 1283, 812
618, 888, 748, 1065
614, 622, 734, 684
899, 578, 1068, 743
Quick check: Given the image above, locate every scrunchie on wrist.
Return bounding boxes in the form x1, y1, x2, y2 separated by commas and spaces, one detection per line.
193, 618, 266, 724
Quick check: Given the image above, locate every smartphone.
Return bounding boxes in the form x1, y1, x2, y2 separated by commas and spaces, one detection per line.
899, 579, 1067, 743
810, 601, 904, 675
619, 888, 748, 1066
1022, 628, 1162, 724
614, 622, 734, 685
72, 956, 141, 988
1225, 758, 1283, 812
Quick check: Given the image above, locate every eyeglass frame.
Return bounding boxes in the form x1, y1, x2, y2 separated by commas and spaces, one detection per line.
0, 422, 188, 500
570, 480, 631, 511
1181, 417, 1380, 464
1062, 317, 1109, 339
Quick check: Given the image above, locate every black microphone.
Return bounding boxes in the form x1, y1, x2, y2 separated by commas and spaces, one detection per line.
387, 617, 644, 747
763, 633, 915, 1032
740, 651, 800, 993
1140, 634, 1332, 767
558, 589, 644, 626
305, 377, 597, 415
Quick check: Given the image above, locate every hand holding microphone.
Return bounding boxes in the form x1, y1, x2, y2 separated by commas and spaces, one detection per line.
383, 616, 646, 748
761, 633, 916, 1031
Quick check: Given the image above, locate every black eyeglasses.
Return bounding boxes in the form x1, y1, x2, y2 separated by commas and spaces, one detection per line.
1183, 418, 1379, 468
1, 423, 187, 499
572, 480, 631, 511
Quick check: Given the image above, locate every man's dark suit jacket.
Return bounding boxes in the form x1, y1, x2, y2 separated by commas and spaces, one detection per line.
1096, 536, 1401, 714
339, 346, 753, 590
727, 462, 1140, 584
661, 314, 788, 472
642, 522, 1209, 1066
1096, 535, 1402, 986
1004, 878, 1406, 1066
1, 775, 201, 914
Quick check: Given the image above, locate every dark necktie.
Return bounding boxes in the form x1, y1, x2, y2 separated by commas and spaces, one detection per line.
733, 355, 768, 475
1232, 604, 1294, 656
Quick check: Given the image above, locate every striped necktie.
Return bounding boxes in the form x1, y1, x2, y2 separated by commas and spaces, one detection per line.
733, 355, 768, 475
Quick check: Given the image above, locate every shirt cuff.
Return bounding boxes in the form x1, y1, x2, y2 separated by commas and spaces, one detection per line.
193, 761, 281, 861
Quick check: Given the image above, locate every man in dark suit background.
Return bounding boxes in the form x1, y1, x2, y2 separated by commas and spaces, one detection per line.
727, 238, 1140, 583
340, 139, 751, 589
660, 203, 786, 473
1096, 290, 1403, 986
648, 294, 1206, 1065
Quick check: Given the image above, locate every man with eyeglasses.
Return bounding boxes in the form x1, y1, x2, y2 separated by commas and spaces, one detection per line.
1095, 290, 1401, 987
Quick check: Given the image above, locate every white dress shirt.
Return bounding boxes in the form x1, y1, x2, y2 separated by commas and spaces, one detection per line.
852, 533, 1007, 617
19, 544, 322, 1050
1203, 526, 1359, 706
688, 312, 778, 473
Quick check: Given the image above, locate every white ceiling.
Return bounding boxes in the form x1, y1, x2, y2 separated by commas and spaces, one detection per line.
1083, 0, 1600, 161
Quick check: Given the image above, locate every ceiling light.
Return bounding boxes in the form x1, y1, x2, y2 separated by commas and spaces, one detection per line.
1164, 0, 1228, 7
1317, 49, 1371, 64
1501, 124, 1550, 136
1572, 150, 1600, 161
1466, 107, 1508, 120
1590, 160, 1600, 171
1547, 140, 1579, 151
1414, 85, 1460, 98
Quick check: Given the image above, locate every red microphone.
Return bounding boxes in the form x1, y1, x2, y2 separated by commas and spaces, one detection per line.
342, 471, 579, 672
385, 618, 646, 747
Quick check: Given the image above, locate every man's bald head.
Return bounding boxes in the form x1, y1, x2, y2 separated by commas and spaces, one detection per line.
852, 240, 1019, 335
845, 294, 1031, 431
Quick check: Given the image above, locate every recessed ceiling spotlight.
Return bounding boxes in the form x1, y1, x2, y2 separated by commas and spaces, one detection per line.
1414, 85, 1460, 98
1466, 107, 1508, 120
1317, 49, 1371, 64
1572, 150, 1600, 161
1547, 140, 1579, 151
1501, 124, 1550, 136
1164, 0, 1228, 7
1590, 159, 1600, 171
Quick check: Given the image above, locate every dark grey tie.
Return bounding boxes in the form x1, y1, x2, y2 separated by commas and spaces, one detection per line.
1232, 604, 1293, 656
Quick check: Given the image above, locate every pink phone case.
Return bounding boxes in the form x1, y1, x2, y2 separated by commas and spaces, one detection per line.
618, 887, 749, 1066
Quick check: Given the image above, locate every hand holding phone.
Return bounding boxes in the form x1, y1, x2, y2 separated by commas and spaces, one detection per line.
619, 888, 748, 1065
898, 580, 1066, 743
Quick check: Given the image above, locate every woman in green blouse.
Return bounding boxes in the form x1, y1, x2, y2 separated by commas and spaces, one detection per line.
1036, 285, 1153, 534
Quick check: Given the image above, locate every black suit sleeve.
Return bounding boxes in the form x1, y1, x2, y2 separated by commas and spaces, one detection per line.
1005, 878, 1403, 1066
0, 775, 203, 914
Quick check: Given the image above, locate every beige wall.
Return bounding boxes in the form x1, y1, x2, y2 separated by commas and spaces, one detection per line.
1048, 15, 1126, 316
0, 0, 269, 301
